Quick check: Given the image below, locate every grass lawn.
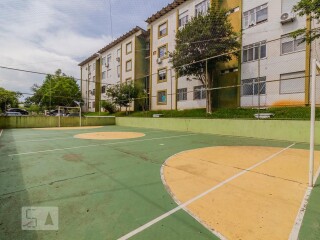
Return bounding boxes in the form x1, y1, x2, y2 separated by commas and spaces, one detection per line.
84, 107, 320, 120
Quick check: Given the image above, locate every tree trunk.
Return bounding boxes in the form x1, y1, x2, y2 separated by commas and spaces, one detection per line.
206, 83, 212, 114
206, 70, 213, 114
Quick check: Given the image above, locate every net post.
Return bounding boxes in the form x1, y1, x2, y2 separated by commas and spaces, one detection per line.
80, 106, 82, 127
58, 106, 61, 128
309, 59, 317, 187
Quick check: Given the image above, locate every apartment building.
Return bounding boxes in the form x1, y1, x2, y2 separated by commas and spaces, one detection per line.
241, 0, 320, 107
79, 27, 148, 112
79, 0, 318, 112
146, 0, 241, 110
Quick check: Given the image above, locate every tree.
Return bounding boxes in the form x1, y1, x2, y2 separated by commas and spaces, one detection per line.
293, 0, 320, 42
0, 87, 21, 112
106, 83, 139, 113
172, 5, 240, 113
101, 100, 116, 114
25, 69, 82, 109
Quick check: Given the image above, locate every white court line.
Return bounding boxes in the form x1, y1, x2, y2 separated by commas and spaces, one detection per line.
8, 130, 167, 144
117, 143, 296, 240
289, 187, 312, 240
8, 134, 197, 156
290, 161, 320, 239
9, 128, 163, 138
11, 137, 75, 143
0, 129, 3, 138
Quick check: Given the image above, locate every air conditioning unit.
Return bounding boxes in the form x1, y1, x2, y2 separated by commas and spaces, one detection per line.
280, 12, 296, 24
157, 58, 162, 64
116, 57, 120, 62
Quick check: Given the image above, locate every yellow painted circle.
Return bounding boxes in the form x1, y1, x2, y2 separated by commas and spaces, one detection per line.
163, 146, 320, 240
74, 132, 145, 140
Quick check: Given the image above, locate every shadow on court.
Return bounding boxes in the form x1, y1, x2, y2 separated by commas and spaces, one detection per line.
0, 129, 38, 240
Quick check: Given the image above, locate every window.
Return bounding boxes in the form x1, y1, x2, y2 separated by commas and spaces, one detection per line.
101, 86, 106, 94
194, 86, 207, 100
126, 78, 133, 85
179, 11, 188, 28
158, 68, 167, 82
102, 57, 106, 66
93, 63, 96, 70
126, 42, 132, 54
102, 71, 106, 79
126, 60, 132, 72
158, 22, 168, 38
88, 65, 91, 73
157, 90, 167, 104
241, 77, 266, 96
281, 34, 305, 54
117, 65, 120, 78
177, 88, 187, 101
243, 4, 268, 29
158, 45, 167, 59
107, 69, 111, 78
93, 76, 96, 82
92, 102, 95, 108
117, 48, 121, 58
195, 0, 210, 17
92, 89, 96, 96
243, 41, 267, 62
280, 72, 305, 94
107, 54, 111, 66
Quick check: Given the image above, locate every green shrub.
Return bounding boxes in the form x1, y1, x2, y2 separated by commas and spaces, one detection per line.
101, 100, 116, 114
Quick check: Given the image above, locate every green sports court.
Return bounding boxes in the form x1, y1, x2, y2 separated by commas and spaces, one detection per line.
0, 119, 319, 240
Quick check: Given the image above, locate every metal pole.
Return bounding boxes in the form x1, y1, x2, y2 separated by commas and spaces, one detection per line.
170, 69, 173, 113
257, 46, 261, 119
309, 59, 317, 187
50, 77, 52, 111
205, 59, 209, 114
58, 106, 60, 128
80, 106, 82, 127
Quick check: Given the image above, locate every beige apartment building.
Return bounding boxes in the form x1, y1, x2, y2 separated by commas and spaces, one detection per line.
79, 27, 149, 112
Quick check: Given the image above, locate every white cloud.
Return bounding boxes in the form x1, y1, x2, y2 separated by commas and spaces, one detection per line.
0, 0, 173, 99
0, 0, 111, 96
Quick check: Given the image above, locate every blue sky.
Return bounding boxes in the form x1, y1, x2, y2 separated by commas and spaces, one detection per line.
0, 0, 172, 98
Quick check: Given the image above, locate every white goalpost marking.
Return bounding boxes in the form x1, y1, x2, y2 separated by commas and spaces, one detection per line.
117, 143, 296, 240
58, 106, 81, 128
309, 59, 320, 187
290, 59, 320, 240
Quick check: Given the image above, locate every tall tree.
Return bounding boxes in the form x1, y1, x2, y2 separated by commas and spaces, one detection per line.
293, 0, 320, 42
106, 83, 140, 113
25, 69, 82, 109
0, 87, 21, 112
172, 5, 240, 113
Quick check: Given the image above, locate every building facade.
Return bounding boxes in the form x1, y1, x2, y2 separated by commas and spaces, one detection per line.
146, 0, 241, 110
241, 0, 319, 107
79, 27, 148, 112
79, 0, 319, 112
